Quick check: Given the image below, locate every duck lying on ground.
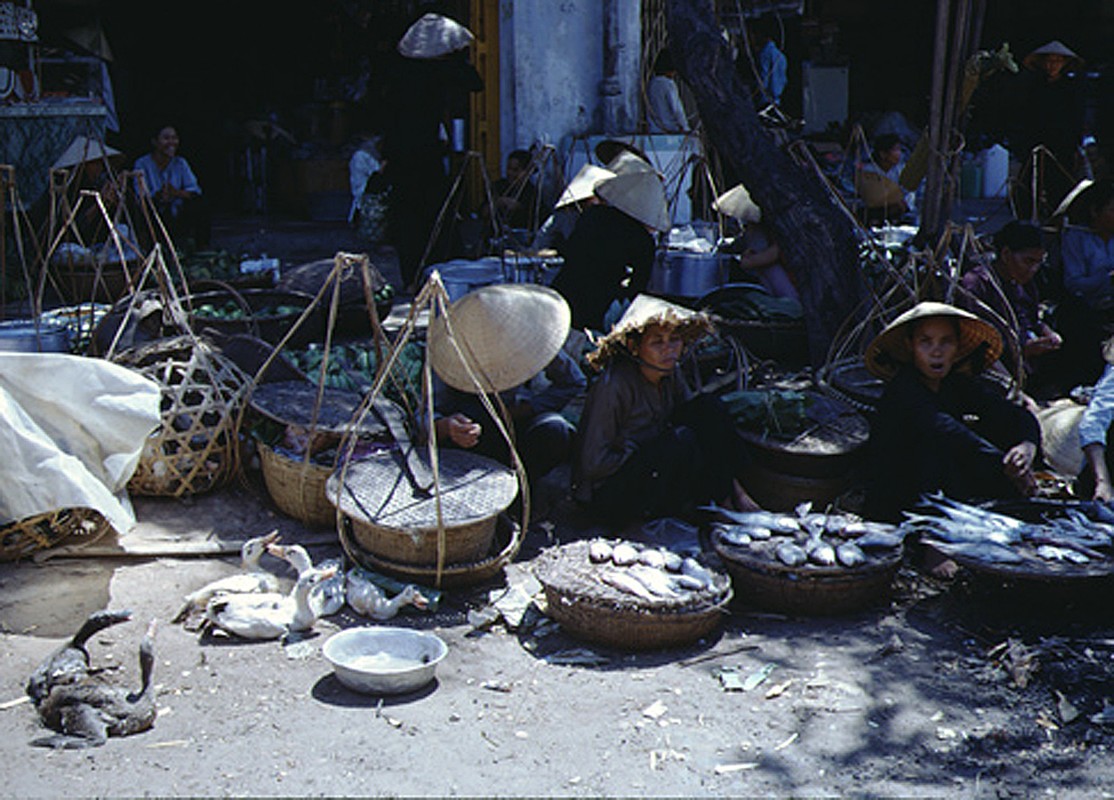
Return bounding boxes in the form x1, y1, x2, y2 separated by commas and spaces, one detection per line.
204, 565, 338, 640
33, 619, 158, 749
345, 569, 429, 621
172, 530, 281, 628
267, 543, 346, 617
26, 609, 133, 707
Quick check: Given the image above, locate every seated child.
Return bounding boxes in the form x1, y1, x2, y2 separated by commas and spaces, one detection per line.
863, 301, 1041, 523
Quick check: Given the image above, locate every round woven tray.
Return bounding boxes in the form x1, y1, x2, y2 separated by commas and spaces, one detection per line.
250, 381, 384, 436
114, 335, 250, 497
326, 449, 518, 566
341, 513, 523, 588
258, 443, 336, 527
533, 540, 733, 651
711, 530, 901, 616
0, 508, 112, 562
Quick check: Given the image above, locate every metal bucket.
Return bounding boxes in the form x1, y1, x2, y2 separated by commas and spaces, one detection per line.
0, 319, 72, 353
649, 251, 734, 298
433, 258, 509, 302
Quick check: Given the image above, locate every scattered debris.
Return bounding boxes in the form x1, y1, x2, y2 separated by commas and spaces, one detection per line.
0, 696, 30, 711
481, 680, 513, 693
773, 732, 798, 751
714, 762, 759, 775
742, 663, 776, 692
1056, 691, 1081, 725
1090, 703, 1114, 726
868, 633, 905, 662
642, 699, 668, 720
988, 639, 1039, 689
764, 679, 793, 699
543, 648, 610, 667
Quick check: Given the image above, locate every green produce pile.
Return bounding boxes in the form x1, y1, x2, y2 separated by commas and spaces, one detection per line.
284, 341, 424, 411
179, 250, 248, 283
193, 300, 306, 320
371, 283, 396, 307
721, 388, 812, 438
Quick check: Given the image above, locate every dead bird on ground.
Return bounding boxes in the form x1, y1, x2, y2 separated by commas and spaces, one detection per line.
26, 609, 133, 707
32, 620, 158, 749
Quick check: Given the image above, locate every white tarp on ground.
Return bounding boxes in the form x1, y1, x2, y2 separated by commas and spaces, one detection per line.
0, 353, 160, 534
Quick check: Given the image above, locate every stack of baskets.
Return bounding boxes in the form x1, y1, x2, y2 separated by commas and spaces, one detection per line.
113, 335, 250, 497
0, 508, 111, 562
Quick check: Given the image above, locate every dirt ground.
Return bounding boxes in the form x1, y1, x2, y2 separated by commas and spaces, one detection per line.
2, 473, 1113, 799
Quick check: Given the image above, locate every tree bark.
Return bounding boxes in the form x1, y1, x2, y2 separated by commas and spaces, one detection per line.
666, 0, 867, 366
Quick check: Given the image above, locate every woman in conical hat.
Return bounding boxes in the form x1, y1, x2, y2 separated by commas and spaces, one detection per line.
532, 163, 615, 253
863, 301, 1041, 524
573, 294, 760, 524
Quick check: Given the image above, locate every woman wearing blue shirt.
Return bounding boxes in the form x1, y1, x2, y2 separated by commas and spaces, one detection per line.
133, 125, 210, 248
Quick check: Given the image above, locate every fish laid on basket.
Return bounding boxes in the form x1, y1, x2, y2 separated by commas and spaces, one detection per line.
533, 539, 732, 651
900, 494, 1114, 579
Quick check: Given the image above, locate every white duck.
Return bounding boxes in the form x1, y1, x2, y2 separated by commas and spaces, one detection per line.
345, 569, 429, 621
267, 543, 346, 617
172, 531, 281, 627
203, 565, 338, 640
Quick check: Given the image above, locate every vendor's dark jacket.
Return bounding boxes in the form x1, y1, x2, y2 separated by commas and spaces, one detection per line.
865, 365, 1041, 521
550, 205, 655, 331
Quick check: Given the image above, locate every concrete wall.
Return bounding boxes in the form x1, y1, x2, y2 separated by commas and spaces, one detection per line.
498, 0, 640, 169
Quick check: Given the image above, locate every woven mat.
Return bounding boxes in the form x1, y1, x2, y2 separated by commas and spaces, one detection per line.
328, 449, 517, 529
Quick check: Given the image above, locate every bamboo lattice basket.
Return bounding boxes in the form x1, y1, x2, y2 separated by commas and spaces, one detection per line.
326, 449, 518, 567
114, 335, 250, 497
258, 443, 336, 527
533, 540, 733, 651
0, 508, 112, 562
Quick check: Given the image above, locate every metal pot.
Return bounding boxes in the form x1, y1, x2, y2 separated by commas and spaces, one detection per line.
648, 251, 735, 298
0, 319, 71, 353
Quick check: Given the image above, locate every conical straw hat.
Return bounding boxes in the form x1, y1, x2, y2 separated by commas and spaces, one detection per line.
52, 136, 122, 170
864, 301, 1002, 380
429, 283, 571, 394
713, 183, 762, 223
595, 139, 651, 169
586, 294, 711, 370
605, 149, 655, 176
1023, 40, 1083, 71
398, 13, 474, 59
594, 169, 671, 231
554, 163, 615, 209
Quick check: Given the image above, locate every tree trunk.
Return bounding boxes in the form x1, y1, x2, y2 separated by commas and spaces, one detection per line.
666, 0, 867, 366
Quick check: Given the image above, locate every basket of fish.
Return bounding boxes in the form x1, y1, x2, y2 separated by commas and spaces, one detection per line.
706, 505, 905, 616
533, 539, 733, 651
900, 494, 1114, 584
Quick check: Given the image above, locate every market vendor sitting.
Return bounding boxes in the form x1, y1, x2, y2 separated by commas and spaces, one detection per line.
133, 124, 210, 248
713, 182, 799, 301
428, 283, 585, 481
856, 133, 914, 224
572, 294, 760, 527
863, 302, 1041, 525
957, 220, 1062, 400
531, 162, 614, 255
550, 162, 669, 333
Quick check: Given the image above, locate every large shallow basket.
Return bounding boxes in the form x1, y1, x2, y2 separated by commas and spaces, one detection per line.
0, 508, 112, 562
114, 335, 250, 497
533, 540, 733, 651
187, 287, 322, 347
712, 531, 901, 616
341, 513, 523, 588
326, 449, 518, 566
258, 443, 336, 527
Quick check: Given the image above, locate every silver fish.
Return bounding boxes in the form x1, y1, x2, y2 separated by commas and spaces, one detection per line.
1023, 530, 1107, 561
836, 541, 867, 567
628, 565, 683, 598
611, 542, 640, 566
699, 504, 801, 534
715, 526, 752, 547
681, 557, 716, 586
674, 574, 708, 591
661, 551, 684, 572
775, 541, 808, 567
855, 530, 905, 551
903, 515, 1017, 546
600, 569, 658, 602
927, 539, 1025, 565
806, 538, 837, 567
1035, 545, 1090, 564
823, 514, 864, 536
842, 520, 900, 538
588, 540, 613, 564
638, 549, 667, 569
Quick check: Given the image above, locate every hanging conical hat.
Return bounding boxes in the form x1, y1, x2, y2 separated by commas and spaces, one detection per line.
595, 139, 651, 169
586, 294, 711, 370
554, 163, 615, 209
52, 136, 122, 170
594, 170, 671, 231
864, 301, 1002, 380
605, 149, 655, 176
713, 183, 762, 223
398, 13, 474, 59
1023, 40, 1083, 71
429, 283, 571, 394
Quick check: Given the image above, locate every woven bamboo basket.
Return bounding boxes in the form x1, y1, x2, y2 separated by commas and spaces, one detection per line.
341, 513, 523, 588
114, 335, 250, 497
0, 508, 112, 562
258, 442, 336, 527
533, 540, 733, 651
326, 449, 518, 567
711, 531, 901, 616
